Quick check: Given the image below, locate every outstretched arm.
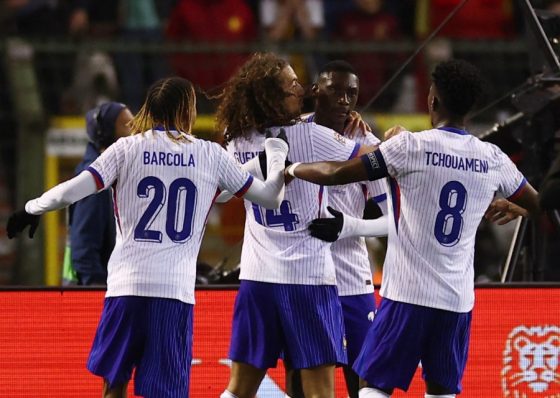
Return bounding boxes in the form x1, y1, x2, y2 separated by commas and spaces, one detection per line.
7, 171, 99, 239
25, 171, 98, 215
286, 149, 389, 186
308, 206, 388, 242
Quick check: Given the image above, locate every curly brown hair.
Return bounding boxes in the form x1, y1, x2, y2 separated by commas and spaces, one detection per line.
215, 53, 297, 143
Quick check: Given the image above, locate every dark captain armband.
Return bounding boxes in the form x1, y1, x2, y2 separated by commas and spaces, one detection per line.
360, 149, 389, 181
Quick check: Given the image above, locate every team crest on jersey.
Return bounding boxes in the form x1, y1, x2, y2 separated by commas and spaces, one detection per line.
501, 325, 560, 397
334, 132, 347, 145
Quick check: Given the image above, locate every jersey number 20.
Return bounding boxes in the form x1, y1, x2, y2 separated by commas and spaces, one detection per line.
134, 176, 197, 243
434, 180, 467, 247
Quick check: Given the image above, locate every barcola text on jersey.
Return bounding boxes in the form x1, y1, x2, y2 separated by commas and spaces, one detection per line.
143, 151, 196, 167
425, 151, 489, 174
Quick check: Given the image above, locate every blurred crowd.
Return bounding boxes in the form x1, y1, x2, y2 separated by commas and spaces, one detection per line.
0, 0, 543, 115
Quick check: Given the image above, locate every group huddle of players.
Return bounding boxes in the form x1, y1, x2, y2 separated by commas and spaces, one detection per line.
7, 53, 539, 398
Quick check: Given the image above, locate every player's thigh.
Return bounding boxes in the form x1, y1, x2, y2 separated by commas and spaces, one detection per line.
278, 284, 346, 369
300, 364, 336, 398
352, 298, 427, 392
226, 361, 267, 398
87, 297, 147, 388
135, 298, 194, 398
339, 293, 376, 365
229, 280, 283, 369
421, 310, 472, 395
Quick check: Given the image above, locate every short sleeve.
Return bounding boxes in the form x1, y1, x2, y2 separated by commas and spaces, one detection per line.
215, 144, 254, 197
88, 137, 128, 190
494, 148, 527, 199
361, 132, 381, 147
378, 131, 410, 177
310, 123, 360, 162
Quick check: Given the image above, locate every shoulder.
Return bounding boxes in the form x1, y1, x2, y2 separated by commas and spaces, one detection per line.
358, 132, 381, 146
308, 122, 349, 143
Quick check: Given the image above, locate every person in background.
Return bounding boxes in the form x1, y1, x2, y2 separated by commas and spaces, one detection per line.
114, 0, 175, 112
166, 0, 257, 111
63, 102, 133, 286
333, 0, 402, 110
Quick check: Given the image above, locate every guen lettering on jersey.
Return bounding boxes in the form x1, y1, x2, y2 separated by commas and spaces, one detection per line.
234, 151, 260, 165
425, 151, 488, 173
143, 151, 195, 167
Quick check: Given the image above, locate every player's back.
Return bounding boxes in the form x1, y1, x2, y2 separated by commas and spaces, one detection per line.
89, 129, 251, 304
379, 127, 526, 311
227, 122, 360, 285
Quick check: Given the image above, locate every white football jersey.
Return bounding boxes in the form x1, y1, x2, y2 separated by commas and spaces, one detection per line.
228, 122, 360, 285
377, 127, 527, 312
327, 132, 386, 296
89, 129, 253, 304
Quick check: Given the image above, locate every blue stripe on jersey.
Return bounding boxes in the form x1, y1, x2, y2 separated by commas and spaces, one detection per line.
234, 175, 254, 197
437, 127, 469, 136
360, 149, 388, 181
87, 166, 105, 189
373, 193, 387, 203
507, 177, 527, 200
349, 142, 361, 159
389, 177, 401, 233
306, 114, 315, 123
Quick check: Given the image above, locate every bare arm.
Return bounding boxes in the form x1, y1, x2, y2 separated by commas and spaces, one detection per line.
287, 148, 388, 186
484, 198, 529, 225
509, 183, 540, 219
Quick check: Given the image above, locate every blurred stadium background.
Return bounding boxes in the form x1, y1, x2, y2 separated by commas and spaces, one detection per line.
0, 0, 559, 397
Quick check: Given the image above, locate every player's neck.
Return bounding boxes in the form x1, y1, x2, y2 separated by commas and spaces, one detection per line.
434, 118, 465, 131
313, 112, 345, 134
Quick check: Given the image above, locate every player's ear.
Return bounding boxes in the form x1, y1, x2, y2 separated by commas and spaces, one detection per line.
431, 96, 439, 112
311, 83, 319, 97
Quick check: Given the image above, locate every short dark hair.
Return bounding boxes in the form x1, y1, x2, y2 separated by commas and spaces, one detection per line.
318, 60, 356, 76
431, 59, 483, 117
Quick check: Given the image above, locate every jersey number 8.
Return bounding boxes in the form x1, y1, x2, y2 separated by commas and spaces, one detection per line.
434, 180, 467, 247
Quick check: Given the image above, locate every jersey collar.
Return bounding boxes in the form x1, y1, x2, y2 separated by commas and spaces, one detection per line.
437, 126, 469, 136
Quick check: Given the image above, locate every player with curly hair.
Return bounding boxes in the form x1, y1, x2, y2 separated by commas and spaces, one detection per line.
284, 59, 539, 397
216, 53, 376, 398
